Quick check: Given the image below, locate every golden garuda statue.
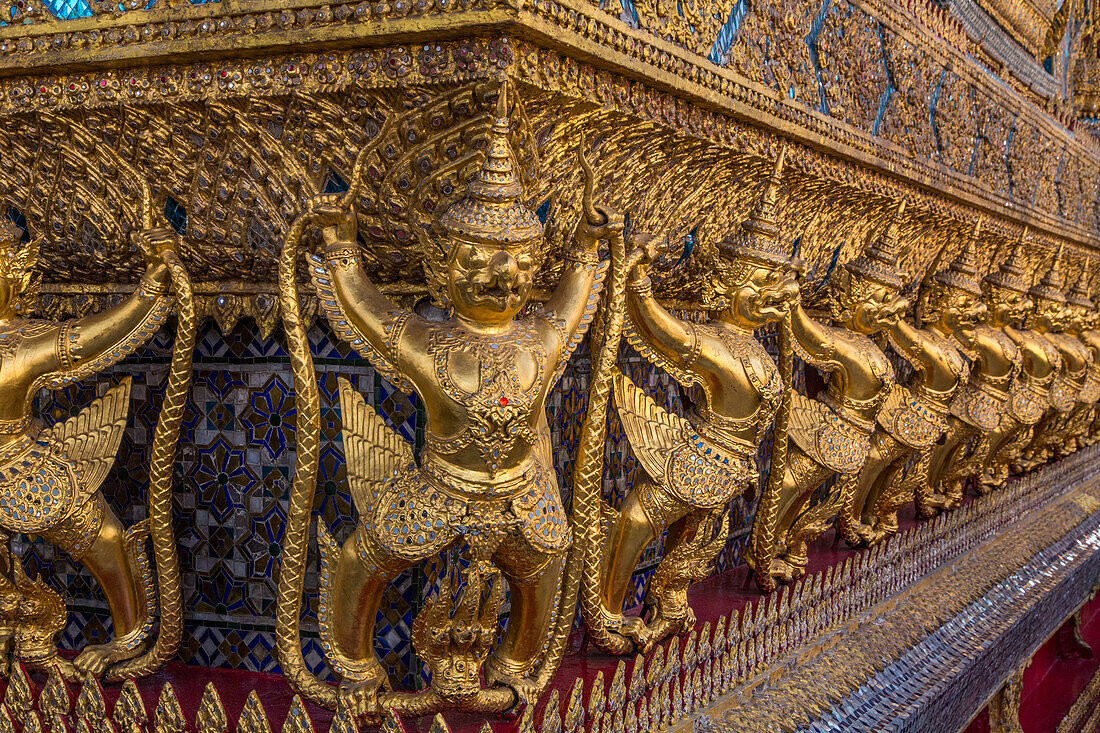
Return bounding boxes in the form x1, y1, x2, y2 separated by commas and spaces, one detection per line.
980, 242, 1065, 489
840, 221, 981, 546
1079, 288, 1100, 449
1031, 266, 1099, 458
0, 213, 192, 681
274, 87, 629, 720
1015, 247, 1092, 471
581, 150, 797, 653
922, 227, 1025, 512
747, 201, 907, 592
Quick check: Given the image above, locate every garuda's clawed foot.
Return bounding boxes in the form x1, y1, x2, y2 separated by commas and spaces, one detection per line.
766, 556, 804, 587
866, 516, 897, 545
841, 519, 877, 549
618, 615, 659, 652
74, 637, 146, 678
642, 592, 695, 645
484, 657, 538, 708
337, 660, 389, 722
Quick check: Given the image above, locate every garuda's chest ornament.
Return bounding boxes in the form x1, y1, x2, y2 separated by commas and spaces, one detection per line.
426, 324, 545, 472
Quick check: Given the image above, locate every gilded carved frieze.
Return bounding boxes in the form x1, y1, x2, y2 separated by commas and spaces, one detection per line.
0, 0, 1095, 725
723, 0, 816, 107
0, 0, 1088, 252
972, 88, 1013, 197
972, 0, 1057, 56
815, 1, 888, 133
878, 32, 940, 161
933, 70, 978, 174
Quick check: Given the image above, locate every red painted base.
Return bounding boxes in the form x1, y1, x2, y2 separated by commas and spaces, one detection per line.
961, 590, 1100, 733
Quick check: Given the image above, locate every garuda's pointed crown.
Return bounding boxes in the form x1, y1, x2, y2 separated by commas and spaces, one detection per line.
845, 200, 906, 290
983, 227, 1030, 294
933, 218, 983, 297
436, 85, 543, 249
1065, 260, 1094, 311
717, 146, 791, 268
1028, 244, 1067, 305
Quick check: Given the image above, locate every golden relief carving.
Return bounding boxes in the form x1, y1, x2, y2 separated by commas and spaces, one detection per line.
923, 229, 1027, 512
0, 0, 1097, 719
979, 243, 1068, 489
841, 220, 983, 545
0, 158, 193, 681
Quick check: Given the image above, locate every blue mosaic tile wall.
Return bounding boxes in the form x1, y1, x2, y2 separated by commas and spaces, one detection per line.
23, 316, 803, 688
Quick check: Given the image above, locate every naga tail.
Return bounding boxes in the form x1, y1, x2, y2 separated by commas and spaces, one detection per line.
107, 251, 195, 680
274, 121, 393, 710
575, 229, 648, 654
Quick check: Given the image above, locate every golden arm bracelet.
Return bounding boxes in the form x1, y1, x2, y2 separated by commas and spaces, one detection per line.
138, 272, 171, 298
56, 322, 76, 372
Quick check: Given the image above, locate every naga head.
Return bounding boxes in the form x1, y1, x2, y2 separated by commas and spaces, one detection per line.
1026, 244, 1068, 333
1063, 263, 1096, 334
411, 563, 502, 702
0, 564, 65, 664
827, 200, 910, 335
0, 219, 36, 319
426, 86, 542, 325
981, 227, 1033, 327
921, 218, 987, 347
713, 147, 799, 329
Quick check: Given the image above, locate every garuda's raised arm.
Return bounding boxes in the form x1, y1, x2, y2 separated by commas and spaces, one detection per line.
23, 227, 176, 389
310, 199, 412, 370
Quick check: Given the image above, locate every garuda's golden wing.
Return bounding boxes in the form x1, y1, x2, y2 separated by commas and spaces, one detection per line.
337, 376, 415, 512
612, 370, 691, 485
623, 322, 704, 396
40, 376, 132, 499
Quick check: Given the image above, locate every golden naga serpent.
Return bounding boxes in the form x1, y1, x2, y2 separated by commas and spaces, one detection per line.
576, 148, 649, 656
107, 155, 194, 681
750, 316, 794, 594
274, 121, 631, 715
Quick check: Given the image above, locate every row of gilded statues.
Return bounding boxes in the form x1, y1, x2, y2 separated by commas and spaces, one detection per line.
1, 89, 1099, 719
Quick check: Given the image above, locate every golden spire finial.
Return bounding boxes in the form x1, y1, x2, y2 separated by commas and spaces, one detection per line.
984, 226, 1030, 294
1029, 243, 1068, 304
721, 146, 792, 268
1066, 254, 1093, 309
845, 199, 906, 289
436, 81, 542, 247
933, 220, 983, 296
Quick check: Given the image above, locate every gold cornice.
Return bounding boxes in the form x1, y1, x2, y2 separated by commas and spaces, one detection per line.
0, 0, 1094, 252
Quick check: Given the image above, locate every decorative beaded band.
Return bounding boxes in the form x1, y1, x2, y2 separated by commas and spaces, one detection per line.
536, 310, 570, 350
325, 244, 362, 271
55, 322, 76, 372
385, 310, 414, 369
0, 414, 31, 435
138, 273, 170, 298
682, 322, 702, 368
564, 246, 601, 266
627, 275, 654, 297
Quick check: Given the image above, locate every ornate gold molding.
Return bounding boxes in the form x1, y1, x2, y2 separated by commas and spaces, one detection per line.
0, 0, 1092, 262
